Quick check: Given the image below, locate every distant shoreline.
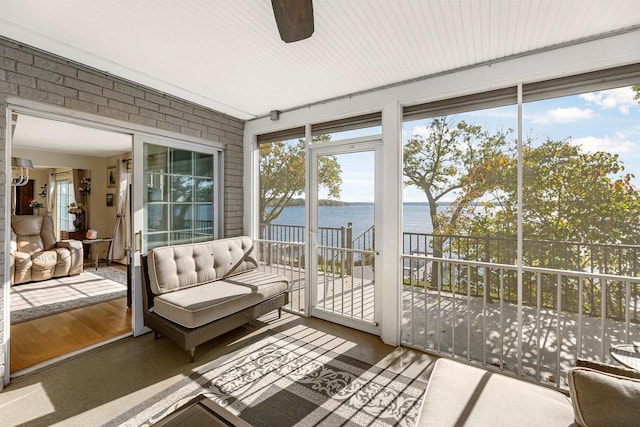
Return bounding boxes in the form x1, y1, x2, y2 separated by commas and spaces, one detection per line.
267, 200, 464, 207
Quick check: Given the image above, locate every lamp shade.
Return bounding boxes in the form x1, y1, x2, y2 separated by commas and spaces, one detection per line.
12, 157, 33, 169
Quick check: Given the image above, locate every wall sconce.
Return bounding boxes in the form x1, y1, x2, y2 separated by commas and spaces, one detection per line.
79, 177, 91, 195
11, 157, 33, 187
39, 183, 47, 198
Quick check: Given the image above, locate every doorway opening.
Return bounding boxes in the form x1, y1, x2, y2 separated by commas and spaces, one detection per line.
9, 111, 133, 375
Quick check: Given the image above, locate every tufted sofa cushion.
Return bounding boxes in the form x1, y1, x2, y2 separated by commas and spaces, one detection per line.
153, 270, 289, 328
147, 236, 258, 295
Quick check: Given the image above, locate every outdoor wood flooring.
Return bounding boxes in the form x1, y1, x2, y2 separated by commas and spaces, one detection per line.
10, 297, 132, 372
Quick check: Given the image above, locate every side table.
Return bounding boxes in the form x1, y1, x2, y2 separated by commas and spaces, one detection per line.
82, 238, 113, 271
610, 343, 640, 370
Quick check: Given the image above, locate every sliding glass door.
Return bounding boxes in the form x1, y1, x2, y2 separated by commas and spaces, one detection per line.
132, 135, 223, 334
143, 144, 219, 251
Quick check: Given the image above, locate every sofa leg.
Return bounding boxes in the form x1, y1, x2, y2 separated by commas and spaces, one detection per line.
189, 348, 196, 363
278, 308, 282, 319
154, 331, 162, 340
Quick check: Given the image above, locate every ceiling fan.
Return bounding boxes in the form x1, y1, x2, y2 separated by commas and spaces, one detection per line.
271, 0, 314, 43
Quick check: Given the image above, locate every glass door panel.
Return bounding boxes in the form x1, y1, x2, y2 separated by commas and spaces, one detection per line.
310, 143, 380, 333
133, 136, 222, 335
142, 144, 217, 251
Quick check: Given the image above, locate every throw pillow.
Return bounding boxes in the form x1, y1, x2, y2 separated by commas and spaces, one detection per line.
568, 366, 640, 427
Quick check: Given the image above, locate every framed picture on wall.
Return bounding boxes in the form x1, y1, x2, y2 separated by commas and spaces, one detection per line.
107, 166, 116, 188
106, 193, 114, 207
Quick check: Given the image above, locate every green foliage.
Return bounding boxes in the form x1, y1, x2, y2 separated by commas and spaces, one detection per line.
260, 135, 341, 224
461, 138, 640, 246
403, 116, 513, 237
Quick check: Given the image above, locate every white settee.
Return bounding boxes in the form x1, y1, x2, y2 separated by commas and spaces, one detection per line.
141, 236, 289, 362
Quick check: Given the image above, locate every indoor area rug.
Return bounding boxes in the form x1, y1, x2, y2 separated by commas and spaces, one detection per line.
10, 266, 127, 324
107, 331, 427, 427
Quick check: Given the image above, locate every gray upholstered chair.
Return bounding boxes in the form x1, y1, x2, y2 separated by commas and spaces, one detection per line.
10, 215, 83, 285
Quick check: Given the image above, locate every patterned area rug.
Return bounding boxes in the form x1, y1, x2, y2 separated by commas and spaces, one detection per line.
10, 266, 127, 324
107, 331, 427, 427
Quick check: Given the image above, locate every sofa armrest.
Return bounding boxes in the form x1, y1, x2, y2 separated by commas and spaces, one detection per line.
12, 251, 32, 285
57, 240, 84, 275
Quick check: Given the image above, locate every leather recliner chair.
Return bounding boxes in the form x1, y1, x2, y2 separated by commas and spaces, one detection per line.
10, 215, 84, 285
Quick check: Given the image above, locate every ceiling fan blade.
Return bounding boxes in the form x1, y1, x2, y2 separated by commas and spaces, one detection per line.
271, 0, 314, 43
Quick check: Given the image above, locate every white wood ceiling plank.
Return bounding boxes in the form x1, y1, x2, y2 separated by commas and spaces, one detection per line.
0, 0, 638, 118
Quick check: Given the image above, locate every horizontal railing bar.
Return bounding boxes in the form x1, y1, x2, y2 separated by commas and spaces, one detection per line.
256, 239, 305, 247
402, 254, 640, 283
316, 245, 375, 255
402, 231, 640, 250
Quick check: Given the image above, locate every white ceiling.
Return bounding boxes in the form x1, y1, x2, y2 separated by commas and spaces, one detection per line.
1, 0, 639, 121
12, 114, 132, 158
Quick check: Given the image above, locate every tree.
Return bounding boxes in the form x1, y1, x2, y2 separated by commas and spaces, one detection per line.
633, 85, 640, 103
463, 138, 640, 246
460, 138, 640, 314
259, 135, 342, 225
403, 116, 512, 241
403, 117, 512, 291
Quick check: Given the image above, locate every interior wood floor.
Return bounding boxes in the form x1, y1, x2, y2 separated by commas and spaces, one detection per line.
10, 297, 132, 372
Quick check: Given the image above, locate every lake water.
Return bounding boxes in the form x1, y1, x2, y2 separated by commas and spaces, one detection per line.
271, 203, 436, 239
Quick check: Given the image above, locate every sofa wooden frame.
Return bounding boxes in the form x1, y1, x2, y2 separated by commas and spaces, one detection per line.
141, 254, 289, 362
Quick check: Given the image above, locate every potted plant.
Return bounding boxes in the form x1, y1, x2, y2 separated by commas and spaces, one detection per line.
28, 198, 44, 215
68, 202, 87, 230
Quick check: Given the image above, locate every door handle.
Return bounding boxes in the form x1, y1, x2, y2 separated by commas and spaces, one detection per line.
135, 231, 142, 252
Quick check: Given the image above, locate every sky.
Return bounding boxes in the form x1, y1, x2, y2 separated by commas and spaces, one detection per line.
317, 85, 640, 203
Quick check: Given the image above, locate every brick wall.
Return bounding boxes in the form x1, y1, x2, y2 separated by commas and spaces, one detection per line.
0, 38, 245, 386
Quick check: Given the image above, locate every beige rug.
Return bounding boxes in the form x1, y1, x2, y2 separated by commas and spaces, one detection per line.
10, 266, 127, 324
107, 330, 427, 427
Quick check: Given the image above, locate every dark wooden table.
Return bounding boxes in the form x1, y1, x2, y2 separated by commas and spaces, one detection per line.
152, 394, 252, 427
82, 238, 113, 270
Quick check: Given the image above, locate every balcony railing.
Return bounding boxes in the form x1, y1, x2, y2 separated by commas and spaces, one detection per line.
401, 253, 640, 389
256, 223, 640, 389
255, 237, 375, 324
404, 232, 640, 322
